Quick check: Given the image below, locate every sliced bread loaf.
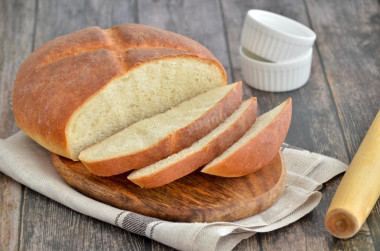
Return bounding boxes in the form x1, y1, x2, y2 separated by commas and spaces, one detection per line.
13, 24, 226, 160
201, 98, 292, 177
79, 82, 242, 176
127, 97, 257, 188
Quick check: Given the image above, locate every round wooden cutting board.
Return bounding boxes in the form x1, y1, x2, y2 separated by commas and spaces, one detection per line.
51, 151, 286, 222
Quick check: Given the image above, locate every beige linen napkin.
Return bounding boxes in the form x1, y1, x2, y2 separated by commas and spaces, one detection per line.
0, 131, 347, 251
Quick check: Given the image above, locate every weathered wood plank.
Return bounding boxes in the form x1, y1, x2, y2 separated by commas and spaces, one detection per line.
220, 0, 348, 158
34, 0, 136, 47
0, 0, 36, 250
21, 189, 145, 251
19, 1, 148, 250
220, 0, 374, 250
305, 0, 380, 249
0, 178, 23, 251
0, 2, 35, 137
138, 0, 232, 83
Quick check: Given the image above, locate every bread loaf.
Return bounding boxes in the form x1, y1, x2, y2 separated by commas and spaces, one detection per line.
13, 24, 226, 160
128, 98, 257, 188
201, 98, 292, 177
79, 82, 242, 176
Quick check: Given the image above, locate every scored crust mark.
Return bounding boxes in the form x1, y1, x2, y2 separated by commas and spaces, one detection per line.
16, 27, 113, 80
106, 24, 217, 59
15, 24, 225, 100
19, 24, 221, 77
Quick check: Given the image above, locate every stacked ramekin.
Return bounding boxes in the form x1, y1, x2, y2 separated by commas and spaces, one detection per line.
240, 10, 316, 92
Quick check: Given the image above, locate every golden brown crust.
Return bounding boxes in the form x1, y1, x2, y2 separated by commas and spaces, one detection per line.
81, 82, 242, 176
13, 24, 226, 159
128, 97, 257, 188
201, 98, 292, 177
13, 50, 125, 157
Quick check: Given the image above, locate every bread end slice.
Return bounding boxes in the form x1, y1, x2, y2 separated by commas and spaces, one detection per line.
201, 98, 292, 177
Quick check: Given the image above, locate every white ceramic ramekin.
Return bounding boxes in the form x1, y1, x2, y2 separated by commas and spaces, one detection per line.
240, 46, 313, 92
241, 9, 316, 63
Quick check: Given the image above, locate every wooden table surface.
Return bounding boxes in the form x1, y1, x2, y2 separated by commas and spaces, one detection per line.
1, 0, 379, 250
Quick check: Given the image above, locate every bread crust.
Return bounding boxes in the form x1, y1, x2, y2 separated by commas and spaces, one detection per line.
128, 97, 257, 188
201, 98, 292, 177
13, 24, 227, 159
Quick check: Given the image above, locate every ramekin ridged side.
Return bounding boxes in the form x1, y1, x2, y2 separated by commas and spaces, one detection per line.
241, 9, 316, 63
240, 47, 313, 92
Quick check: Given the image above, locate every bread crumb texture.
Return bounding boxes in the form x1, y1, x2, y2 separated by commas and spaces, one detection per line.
68, 57, 223, 159
79, 84, 236, 161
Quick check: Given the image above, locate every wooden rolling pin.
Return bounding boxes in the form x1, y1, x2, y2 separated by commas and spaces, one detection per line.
325, 110, 380, 238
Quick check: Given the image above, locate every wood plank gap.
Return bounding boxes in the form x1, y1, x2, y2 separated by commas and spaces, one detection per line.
218, 0, 235, 83
16, 186, 24, 251
100, 224, 104, 250
302, 0, 352, 161
257, 234, 264, 251
144, 237, 152, 251
18, 188, 28, 251
31, 0, 39, 52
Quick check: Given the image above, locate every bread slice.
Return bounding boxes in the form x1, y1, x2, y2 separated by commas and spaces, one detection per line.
79, 82, 242, 176
13, 24, 226, 160
127, 97, 257, 188
201, 98, 292, 177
